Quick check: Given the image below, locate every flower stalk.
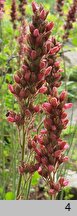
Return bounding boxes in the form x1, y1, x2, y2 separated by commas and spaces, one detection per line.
17, 124, 25, 198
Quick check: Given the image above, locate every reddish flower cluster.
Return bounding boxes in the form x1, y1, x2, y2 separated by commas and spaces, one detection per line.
7, 2, 71, 198
56, 0, 64, 16
19, 162, 39, 174
18, 19, 27, 63
29, 88, 70, 195
63, 0, 77, 40
6, 111, 24, 126
8, 2, 62, 109
10, 0, 17, 29
19, 0, 27, 20
0, 0, 5, 19
43, 38, 62, 92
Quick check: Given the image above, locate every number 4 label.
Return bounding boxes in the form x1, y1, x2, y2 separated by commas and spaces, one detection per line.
65, 203, 71, 211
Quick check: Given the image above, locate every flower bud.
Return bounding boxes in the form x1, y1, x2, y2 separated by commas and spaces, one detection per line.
38, 167, 42, 175
54, 150, 61, 158
59, 177, 69, 187
33, 29, 39, 37
31, 50, 37, 60
51, 125, 56, 131
24, 71, 31, 82
52, 87, 58, 97
36, 35, 42, 46
40, 9, 46, 20
37, 135, 43, 145
31, 140, 36, 149
40, 60, 46, 69
42, 102, 51, 113
15, 114, 21, 122
32, 2, 38, 13
35, 148, 42, 156
45, 66, 52, 76
46, 22, 54, 31
49, 189, 55, 195
49, 45, 61, 55
48, 165, 54, 172
54, 61, 60, 68
44, 118, 52, 129
46, 41, 51, 51
61, 112, 67, 119
62, 156, 69, 162
63, 119, 69, 126
40, 129, 47, 134
38, 72, 45, 81
50, 97, 58, 107
14, 74, 20, 84
29, 24, 35, 33
64, 103, 73, 109
53, 183, 60, 191
19, 89, 26, 98
59, 141, 69, 150
33, 105, 40, 113
41, 157, 48, 165
60, 90, 67, 101
39, 86, 47, 93
22, 64, 28, 72
25, 109, 31, 117
8, 84, 15, 94
58, 69, 63, 73
7, 116, 15, 123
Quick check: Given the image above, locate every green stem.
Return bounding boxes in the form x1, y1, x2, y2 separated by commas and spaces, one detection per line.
26, 177, 32, 200
51, 173, 56, 200
16, 125, 25, 198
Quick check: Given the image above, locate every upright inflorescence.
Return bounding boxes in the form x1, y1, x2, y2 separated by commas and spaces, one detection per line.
30, 89, 70, 196
18, 0, 27, 21
8, 1, 55, 113
18, 19, 27, 64
7, 2, 71, 199
0, 0, 5, 19
10, 0, 17, 29
63, 0, 77, 40
56, 0, 64, 16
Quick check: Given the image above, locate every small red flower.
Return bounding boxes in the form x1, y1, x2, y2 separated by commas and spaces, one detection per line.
33, 29, 40, 37
48, 165, 54, 172
49, 45, 61, 55
24, 71, 31, 81
45, 66, 52, 76
7, 116, 15, 123
40, 9, 46, 20
39, 86, 47, 93
59, 177, 69, 187
42, 102, 51, 113
32, 2, 38, 13
8, 84, 15, 94
46, 22, 54, 31
14, 74, 20, 84
64, 103, 73, 109
60, 90, 67, 101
